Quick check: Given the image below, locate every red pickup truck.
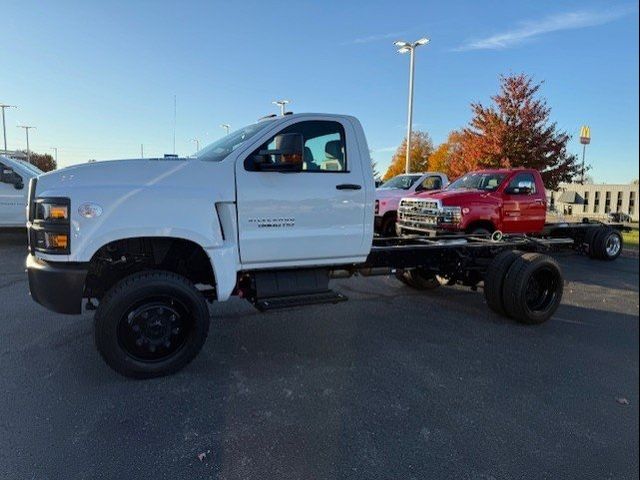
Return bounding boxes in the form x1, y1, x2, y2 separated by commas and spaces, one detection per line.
397, 168, 548, 235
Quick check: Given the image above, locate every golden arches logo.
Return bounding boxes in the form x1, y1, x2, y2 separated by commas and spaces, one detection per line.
580, 125, 591, 144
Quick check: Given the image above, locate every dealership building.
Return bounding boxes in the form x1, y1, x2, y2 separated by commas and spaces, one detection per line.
549, 182, 639, 221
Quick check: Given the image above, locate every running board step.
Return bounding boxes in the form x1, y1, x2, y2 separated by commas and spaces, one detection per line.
255, 290, 347, 311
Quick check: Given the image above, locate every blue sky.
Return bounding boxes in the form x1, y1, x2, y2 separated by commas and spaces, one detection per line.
1, 0, 638, 183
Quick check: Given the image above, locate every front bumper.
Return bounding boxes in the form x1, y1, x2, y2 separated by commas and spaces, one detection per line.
26, 254, 88, 314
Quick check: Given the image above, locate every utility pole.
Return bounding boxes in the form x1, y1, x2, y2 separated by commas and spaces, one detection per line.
51, 147, 58, 165
0, 104, 17, 153
190, 137, 200, 153
579, 125, 591, 184
140, 144, 144, 159
220, 124, 231, 135
393, 37, 430, 174
17, 125, 35, 163
173, 95, 177, 155
272, 100, 290, 116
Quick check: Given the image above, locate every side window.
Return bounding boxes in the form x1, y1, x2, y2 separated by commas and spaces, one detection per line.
507, 173, 536, 194
245, 120, 347, 172
419, 176, 442, 191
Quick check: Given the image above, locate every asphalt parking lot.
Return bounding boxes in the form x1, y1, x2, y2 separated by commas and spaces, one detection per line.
1, 230, 638, 480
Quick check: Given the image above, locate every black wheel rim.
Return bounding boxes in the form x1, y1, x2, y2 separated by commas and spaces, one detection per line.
524, 266, 559, 313
117, 295, 192, 362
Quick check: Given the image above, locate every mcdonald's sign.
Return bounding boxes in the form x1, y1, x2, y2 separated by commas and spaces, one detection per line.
580, 125, 591, 145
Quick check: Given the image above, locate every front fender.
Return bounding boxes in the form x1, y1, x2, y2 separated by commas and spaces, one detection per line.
36, 184, 226, 262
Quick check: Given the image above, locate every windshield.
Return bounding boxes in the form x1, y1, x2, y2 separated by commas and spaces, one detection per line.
16, 159, 43, 175
196, 122, 273, 162
447, 172, 507, 192
378, 175, 422, 190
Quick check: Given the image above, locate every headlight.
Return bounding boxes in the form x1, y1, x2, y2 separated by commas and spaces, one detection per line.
38, 203, 69, 221
441, 206, 462, 223
30, 197, 71, 254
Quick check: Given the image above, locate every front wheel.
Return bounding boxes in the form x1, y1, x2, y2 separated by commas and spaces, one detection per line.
94, 271, 210, 379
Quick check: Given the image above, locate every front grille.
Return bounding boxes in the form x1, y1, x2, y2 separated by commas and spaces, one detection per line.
397, 197, 442, 233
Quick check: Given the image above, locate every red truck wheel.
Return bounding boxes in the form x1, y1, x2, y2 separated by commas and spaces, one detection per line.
592, 227, 623, 261
502, 253, 563, 324
484, 250, 524, 316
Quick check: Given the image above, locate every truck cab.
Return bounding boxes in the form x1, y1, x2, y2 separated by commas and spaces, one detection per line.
397, 168, 547, 236
1, 155, 42, 227
26, 113, 375, 315
375, 172, 448, 236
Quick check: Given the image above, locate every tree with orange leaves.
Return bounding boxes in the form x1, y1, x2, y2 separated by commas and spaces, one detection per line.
382, 131, 434, 180
450, 74, 580, 188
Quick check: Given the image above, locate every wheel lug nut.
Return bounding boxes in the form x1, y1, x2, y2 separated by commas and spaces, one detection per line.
136, 338, 144, 346
172, 328, 180, 335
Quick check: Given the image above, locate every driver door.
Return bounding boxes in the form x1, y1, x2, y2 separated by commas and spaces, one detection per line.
235, 119, 368, 266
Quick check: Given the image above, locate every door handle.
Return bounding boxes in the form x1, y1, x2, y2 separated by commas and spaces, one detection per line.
336, 184, 362, 190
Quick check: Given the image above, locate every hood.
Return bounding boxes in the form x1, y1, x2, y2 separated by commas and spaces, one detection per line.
375, 188, 413, 200
36, 158, 197, 193
410, 188, 498, 206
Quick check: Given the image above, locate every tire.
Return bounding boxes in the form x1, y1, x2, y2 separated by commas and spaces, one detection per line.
594, 228, 623, 261
469, 227, 492, 236
483, 250, 524, 316
584, 227, 600, 258
395, 268, 441, 290
502, 253, 563, 325
381, 215, 397, 237
94, 270, 210, 379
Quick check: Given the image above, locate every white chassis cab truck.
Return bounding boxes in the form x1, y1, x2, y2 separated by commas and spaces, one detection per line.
26, 113, 570, 378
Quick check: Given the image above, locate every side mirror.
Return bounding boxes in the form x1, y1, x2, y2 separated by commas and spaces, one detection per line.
253, 133, 304, 172
505, 185, 532, 195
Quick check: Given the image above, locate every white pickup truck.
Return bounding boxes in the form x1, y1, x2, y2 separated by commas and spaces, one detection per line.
375, 172, 448, 236
1, 155, 42, 227
26, 113, 575, 378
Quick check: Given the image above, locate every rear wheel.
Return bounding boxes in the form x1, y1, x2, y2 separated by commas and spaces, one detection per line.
483, 250, 523, 316
395, 268, 441, 290
94, 271, 210, 379
594, 228, 623, 261
502, 253, 563, 324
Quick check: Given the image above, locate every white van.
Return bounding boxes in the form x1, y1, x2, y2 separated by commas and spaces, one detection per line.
0, 155, 43, 227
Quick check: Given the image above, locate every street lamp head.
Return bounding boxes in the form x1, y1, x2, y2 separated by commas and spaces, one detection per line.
397, 46, 411, 54
393, 40, 410, 48
414, 37, 430, 46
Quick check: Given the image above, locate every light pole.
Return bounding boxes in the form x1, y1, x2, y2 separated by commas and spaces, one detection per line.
220, 124, 230, 135
190, 137, 200, 153
17, 125, 35, 163
394, 37, 430, 174
51, 147, 58, 165
272, 100, 290, 116
579, 125, 591, 184
1, 104, 17, 153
